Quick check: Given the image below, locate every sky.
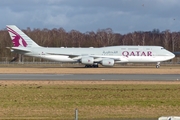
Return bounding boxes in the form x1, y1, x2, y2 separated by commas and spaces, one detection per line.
1, 0, 180, 34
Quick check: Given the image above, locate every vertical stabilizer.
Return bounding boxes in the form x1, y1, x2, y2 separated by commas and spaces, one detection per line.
7, 25, 40, 47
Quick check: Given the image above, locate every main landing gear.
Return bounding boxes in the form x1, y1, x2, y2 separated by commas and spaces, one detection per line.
10, 54, 18, 62
156, 62, 160, 68
85, 64, 99, 68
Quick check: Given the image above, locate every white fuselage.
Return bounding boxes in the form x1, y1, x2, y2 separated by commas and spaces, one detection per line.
22, 46, 175, 63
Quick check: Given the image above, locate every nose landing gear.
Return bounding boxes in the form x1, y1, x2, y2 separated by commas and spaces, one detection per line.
156, 62, 160, 68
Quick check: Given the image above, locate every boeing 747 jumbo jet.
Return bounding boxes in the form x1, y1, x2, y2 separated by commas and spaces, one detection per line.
6, 25, 175, 68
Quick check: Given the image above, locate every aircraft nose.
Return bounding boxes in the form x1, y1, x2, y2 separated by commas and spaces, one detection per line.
170, 52, 175, 59
166, 51, 175, 60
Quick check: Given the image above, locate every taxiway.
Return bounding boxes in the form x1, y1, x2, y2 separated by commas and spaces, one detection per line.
0, 74, 179, 81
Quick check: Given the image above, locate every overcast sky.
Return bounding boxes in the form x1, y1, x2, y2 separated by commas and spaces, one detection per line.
1, 0, 180, 34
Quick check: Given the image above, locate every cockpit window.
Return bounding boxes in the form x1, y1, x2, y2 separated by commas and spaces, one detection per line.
161, 48, 164, 49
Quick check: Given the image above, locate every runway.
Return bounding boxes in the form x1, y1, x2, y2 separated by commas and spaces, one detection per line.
0, 74, 180, 81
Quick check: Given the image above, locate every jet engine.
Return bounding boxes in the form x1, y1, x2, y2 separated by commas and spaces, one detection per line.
101, 59, 114, 67
81, 57, 94, 65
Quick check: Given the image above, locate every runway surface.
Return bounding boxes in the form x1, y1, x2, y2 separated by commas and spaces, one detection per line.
0, 74, 180, 81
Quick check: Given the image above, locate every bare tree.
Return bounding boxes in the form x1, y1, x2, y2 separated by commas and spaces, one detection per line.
129, 32, 138, 45
121, 34, 129, 45
171, 32, 178, 52
105, 28, 116, 46
162, 30, 171, 49
141, 33, 146, 46
96, 29, 106, 47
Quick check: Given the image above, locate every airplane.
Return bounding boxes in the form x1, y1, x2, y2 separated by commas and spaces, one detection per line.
6, 25, 175, 68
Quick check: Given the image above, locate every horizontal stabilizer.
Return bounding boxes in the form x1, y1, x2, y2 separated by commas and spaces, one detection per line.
6, 47, 31, 53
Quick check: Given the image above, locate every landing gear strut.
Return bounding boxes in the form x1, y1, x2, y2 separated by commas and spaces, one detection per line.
10, 54, 18, 62
156, 62, 160, 68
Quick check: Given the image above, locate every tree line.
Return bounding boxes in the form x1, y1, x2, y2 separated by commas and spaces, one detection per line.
0, 27, 180, 61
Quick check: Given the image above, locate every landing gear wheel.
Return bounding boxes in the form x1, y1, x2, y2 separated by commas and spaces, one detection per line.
156, 65, 160, 68
85, 65, 92, 68
85, 64, 99, 68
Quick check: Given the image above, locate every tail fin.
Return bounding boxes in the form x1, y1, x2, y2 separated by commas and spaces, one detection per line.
6, 25, 40, 47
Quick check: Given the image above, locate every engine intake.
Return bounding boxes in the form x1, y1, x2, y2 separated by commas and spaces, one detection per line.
101, 59, 114, 67
81, 57, 94, 65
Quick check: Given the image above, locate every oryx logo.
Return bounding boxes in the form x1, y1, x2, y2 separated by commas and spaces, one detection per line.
7, 27, 27, 47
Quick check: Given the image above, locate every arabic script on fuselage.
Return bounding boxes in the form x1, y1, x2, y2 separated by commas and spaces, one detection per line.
103, 51, 118, 54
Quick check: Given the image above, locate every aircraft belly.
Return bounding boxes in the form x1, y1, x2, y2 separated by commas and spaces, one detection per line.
127, 56, 172, 62
126, 56, 159, 62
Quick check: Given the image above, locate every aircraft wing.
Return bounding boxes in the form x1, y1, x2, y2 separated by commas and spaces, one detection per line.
47, 53, 101, 60
47, 52, 121, 61
47, 53, 79, 58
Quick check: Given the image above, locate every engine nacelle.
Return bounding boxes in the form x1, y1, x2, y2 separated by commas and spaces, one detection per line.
101, 59, 114, 67
81, 57, 94, 65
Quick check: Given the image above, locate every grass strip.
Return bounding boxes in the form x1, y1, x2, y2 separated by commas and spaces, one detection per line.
0, 82, 179, 119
